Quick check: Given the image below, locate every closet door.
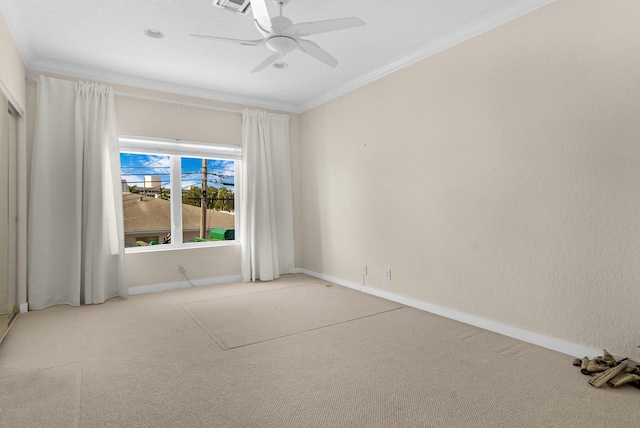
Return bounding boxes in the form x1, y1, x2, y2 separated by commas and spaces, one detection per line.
0, 93, 8, 340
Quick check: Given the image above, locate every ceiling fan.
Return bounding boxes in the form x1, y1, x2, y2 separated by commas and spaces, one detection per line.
191, 0, 365, 72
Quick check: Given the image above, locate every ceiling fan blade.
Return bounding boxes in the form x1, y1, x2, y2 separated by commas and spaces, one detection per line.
190, 34, 263, 46
298, 39, 338, 68
288, 17, 365, 37
251, 52, 283, 73
250, 0, 272, 36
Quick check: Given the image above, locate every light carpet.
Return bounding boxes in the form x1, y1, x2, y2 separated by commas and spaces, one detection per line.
183, 282, 403, 349
1, 274, 638, 428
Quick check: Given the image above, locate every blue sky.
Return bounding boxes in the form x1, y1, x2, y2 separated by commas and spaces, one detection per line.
120, 153, 234, 190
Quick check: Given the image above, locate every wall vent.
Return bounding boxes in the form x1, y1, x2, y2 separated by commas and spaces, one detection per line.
213, 0, 251, 15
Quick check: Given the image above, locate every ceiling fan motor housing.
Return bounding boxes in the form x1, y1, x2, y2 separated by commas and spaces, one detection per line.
270, 16, 293, 32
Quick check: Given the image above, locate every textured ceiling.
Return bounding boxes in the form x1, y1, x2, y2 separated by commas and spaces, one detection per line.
0, 0, 554, 112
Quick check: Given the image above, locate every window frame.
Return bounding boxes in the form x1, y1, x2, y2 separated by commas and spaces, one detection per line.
119, 135, 241, 253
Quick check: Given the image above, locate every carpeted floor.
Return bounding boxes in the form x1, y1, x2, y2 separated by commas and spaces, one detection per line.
182, 282, 403, 349
0, 274, 638, 427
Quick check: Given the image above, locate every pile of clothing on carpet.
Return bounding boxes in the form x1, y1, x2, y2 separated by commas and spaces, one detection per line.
573, 350, 640, 389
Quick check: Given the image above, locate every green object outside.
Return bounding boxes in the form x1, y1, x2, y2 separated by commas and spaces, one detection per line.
210, 228, 235, 241
194, 237, 208, 242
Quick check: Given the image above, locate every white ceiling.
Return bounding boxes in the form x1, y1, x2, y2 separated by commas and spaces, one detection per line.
1, 0, 554, 112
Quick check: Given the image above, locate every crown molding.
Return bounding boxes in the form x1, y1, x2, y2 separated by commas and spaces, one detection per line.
27, 58, 302, 113
298, 0, 556, 112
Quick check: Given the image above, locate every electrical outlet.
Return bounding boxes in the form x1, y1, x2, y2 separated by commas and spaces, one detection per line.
178, 264, 185, 273
385, 269, 391, 281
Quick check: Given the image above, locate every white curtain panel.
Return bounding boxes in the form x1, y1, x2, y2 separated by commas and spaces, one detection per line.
28, 76, 126, 310
240, 109, 295, 282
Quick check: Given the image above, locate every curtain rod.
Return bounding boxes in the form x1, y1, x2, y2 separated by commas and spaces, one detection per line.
25, 76, 243, 115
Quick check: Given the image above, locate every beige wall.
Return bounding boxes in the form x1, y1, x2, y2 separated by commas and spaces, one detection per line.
24, 72, 301, 289
299, 0, 640, 359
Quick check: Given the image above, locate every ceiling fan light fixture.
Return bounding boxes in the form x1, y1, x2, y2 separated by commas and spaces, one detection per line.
265, 36, 297, 54
144, 29, 165, 39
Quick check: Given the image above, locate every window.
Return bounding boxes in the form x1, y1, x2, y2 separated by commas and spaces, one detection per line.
119, 136, 241, 250
180, 157, 235, 244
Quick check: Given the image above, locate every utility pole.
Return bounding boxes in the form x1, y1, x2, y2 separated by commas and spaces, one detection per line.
200, 158, 207, 239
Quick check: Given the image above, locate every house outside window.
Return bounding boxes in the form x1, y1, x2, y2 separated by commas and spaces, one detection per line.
119, 136, 241, 251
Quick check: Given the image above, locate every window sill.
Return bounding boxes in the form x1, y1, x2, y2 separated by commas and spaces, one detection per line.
125, 240, 238, 254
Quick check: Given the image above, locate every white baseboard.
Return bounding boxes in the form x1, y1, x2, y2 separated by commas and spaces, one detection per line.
296, 268, 601, 359
128, 274, 243, 296
16, 275, 244, 310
